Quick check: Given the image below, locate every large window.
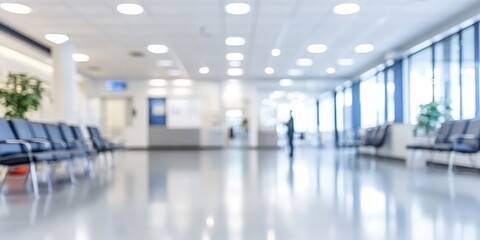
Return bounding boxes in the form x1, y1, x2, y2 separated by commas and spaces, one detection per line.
360, 76, 385, 127
409, 47, 433, 123
461, 26, 476, 119
409, 23, 480, 122
335, 91, 344, 132
386, 68, 395, 122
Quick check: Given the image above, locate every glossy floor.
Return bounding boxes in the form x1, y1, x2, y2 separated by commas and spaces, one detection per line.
1, 148, 480, 240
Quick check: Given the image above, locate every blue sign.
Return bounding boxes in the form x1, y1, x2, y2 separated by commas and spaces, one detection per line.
105, 80, 127, 91
149, 98, 166, 126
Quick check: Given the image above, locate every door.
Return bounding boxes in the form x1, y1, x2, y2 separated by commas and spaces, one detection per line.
101, 97, 133, 143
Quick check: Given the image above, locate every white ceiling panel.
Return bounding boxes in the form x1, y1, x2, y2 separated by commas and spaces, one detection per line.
0, 0, 478, 92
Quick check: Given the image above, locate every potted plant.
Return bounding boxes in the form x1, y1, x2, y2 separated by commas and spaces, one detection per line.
0, 73, 46, 118
0, 73, 46, 174
414, 101, 452, 136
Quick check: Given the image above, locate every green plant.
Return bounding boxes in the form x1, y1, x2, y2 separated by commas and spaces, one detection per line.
0, 73, 46, 119
415, 101, 452, 135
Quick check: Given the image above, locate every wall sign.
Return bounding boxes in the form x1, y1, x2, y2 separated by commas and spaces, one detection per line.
149, 98, 166, 126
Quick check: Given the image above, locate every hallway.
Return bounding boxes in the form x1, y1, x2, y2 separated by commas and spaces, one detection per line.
1, 148, 480, 240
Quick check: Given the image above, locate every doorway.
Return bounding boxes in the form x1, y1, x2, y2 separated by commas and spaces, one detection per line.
101, 97, 133, 143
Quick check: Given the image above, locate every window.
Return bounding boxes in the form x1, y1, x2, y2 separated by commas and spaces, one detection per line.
461, 26, 476, 119
386, 68, 395, 122
336, 91, 344, 132
319, 93, 335, 132
409, 47, 433, 123
360, 76, 384, 127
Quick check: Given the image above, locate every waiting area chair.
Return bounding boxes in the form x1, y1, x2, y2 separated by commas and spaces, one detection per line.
0, 118, 122, 198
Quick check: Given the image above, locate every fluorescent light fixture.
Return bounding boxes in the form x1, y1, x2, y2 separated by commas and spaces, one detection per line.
326, 67, 336, 74
148, 44, 169, 54
226, 53, 244, 61
337, 58, 354, 66
296, 58, 313, 66
227, 68, 244, 76
288, 69, 303, 76
269, 91, 286, 99
333, 3, 360, 15
199, 67, 210, 74
167, 69, 181, 76
267, 230, 276, 240
116, 3, 144, 15
72, 53, 90, 63
173, 79, 192, 87
307, 44, 328, 53
229, 61, 241, 67
355, 44, 375, 53
149, 79, 168, 87
265, 67, 274, 75
148, 88, 167, 96
279, 79, 293, 87
225, 37, 246, 46
206, 217, 215, 227
225, 3, 251, 15
158, 60, 173, 67
44, 34, 69, 44
271, 49, 281, 57
0, 3, 32, 14
172, 88, 192, 96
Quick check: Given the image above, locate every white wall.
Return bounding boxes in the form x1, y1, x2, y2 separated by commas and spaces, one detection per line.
0, 32, 97, 126
98, 79, 224, 148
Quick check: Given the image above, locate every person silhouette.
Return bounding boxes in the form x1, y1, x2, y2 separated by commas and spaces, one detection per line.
285, 110, 295, 157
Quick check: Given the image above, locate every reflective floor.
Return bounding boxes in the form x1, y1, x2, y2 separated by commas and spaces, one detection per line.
1, 148, 480, 240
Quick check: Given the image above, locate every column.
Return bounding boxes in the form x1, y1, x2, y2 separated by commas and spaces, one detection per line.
246, 84, 259, 147
52, 42, 77, 123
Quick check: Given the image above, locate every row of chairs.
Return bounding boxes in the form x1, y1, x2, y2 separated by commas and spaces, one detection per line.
407, 118, 480, 172
357, 125, 390, 148
0, 118, 123, 198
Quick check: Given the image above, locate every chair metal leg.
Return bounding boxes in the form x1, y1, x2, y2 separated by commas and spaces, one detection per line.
67, 161, 77, 184
468, 154, 476, 168
29, 163, 40, 199
44, 163, 53, 193
448, 151, 456, 173
0, 166, 9, 193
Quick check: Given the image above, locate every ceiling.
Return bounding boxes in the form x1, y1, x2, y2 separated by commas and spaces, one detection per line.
0, 0, 479, 91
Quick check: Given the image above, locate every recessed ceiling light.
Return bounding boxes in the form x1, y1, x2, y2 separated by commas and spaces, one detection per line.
158, 60, 173, 67
229, 61, 241, 67
307, 44, 328, 53
337, 58, 354, 66
288, 69, 303, 76
271, 49, 281, 57
225, 37, 246, 46
72, 53, 89, 63
326, 67, 336, 74
0, 3, 32, 14
148, 44, 169, 54
296, 58, 313, 67
225, 3, 251, 15
148, 88, 168, 96
173, 79, 192, 87
149, 79, 168, 87
199, 67, 210, 74
44, 34, 69, 44
265, 67, 274, 75
167, 69, 181, 76
227, 68, 244, 76
226, 53, 244, 61
333, 3, 360, 15
279, 79, 293, 87
116, 3, 144, 15
355, 44, 375, 53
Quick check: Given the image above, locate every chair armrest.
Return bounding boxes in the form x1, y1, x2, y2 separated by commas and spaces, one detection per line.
0, 139, 34, 162
450, 134, 477, 143
49, 139, 67, 148
28, 139, 51, 148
